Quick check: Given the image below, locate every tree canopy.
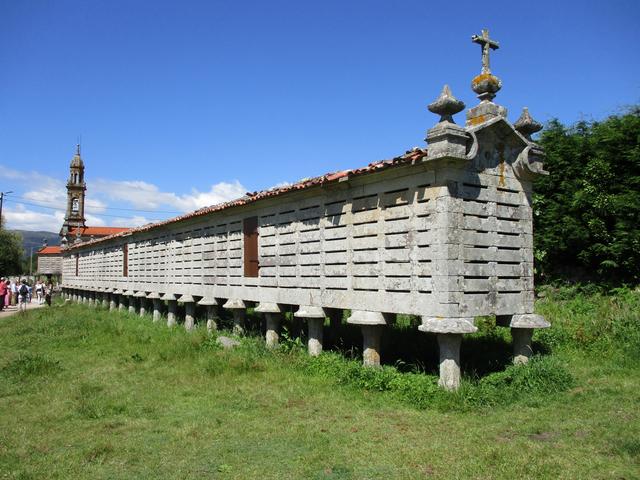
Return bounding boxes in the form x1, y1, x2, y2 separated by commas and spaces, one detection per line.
0, 227, 24, 276
534, 107, 640, 285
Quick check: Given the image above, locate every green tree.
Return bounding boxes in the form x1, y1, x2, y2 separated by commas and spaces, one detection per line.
0, 228, 24, 276
534, 107, 640, 284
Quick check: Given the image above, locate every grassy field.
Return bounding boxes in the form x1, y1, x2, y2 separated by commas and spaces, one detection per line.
1, 288, 639, 479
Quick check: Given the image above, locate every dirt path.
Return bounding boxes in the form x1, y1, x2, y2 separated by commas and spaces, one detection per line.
0, 301, 47, 319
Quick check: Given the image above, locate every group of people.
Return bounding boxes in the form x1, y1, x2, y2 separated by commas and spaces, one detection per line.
0, 278, 53, 312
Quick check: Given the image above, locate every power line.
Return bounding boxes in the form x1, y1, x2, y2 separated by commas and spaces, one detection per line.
9, 193, 181, 214
3, 198, 171, 221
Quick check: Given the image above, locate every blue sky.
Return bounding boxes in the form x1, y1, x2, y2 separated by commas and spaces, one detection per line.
1, 0, 638, 232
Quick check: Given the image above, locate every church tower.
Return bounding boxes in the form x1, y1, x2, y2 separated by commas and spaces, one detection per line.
62, 144, 87, 236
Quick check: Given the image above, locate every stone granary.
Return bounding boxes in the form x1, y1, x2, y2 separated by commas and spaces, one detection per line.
61, 30, 549, 390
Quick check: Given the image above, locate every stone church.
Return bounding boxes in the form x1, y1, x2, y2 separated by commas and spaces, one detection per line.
36, 146, 129, 276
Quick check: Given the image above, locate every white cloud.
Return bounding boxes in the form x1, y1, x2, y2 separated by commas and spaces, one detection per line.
0, 164, 247, 232
3, 204, 65, 232
90, 179, 247, 212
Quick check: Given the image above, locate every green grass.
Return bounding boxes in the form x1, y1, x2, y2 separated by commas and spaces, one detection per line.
0, 289, 639, 479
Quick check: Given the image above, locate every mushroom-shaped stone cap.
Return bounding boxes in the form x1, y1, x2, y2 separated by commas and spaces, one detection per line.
294, 305, 326, 318
124, 290, 134, 296
509, 313, 550, 329
254, 302, 281, 313
147, 292, 161, 300
428, 85, 465, 124
179, 294, 195, 303
112, 289, 122, 295
198, 297, 218, 306
418, 317, 478, 334
471, 72, 502, 101
347, 310, 389, 325
513, 107, 543, 140
134, 291, 147, 298
161, 293, 177, 301
223, 298, 246, 310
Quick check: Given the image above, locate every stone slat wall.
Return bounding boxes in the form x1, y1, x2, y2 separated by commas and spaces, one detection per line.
63, 155, 534, 319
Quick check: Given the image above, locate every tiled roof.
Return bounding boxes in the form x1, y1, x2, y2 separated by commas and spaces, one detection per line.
67, 148, 428, 251
69, 226, 130, 236
38, 246, 62, 255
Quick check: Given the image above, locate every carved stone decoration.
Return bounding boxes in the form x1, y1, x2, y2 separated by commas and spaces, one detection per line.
513, 144, 549, 181
514, 107, 543, 140
428, 85, 465, 124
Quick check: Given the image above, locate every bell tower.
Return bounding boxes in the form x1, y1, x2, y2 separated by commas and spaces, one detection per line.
62, 144, 87, 235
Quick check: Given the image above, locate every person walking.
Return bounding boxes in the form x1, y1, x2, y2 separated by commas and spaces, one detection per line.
0, 278, 6, 312
35, 280, 44, 304
17, 279, 29, 313
10, 279, 17, 307
44, 281, 53, 307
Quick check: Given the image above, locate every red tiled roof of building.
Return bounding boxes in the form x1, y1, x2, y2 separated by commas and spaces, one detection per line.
67, 148, 428, 251
38, 246, 62, 255
69, 226, 130, 237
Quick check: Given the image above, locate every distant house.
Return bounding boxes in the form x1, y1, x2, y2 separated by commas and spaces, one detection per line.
36, 245, 63, 276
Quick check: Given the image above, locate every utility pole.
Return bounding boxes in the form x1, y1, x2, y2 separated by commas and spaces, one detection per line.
0, 191, 13, 226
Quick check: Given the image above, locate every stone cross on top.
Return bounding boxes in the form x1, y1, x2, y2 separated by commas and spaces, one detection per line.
472, 29, 499, 74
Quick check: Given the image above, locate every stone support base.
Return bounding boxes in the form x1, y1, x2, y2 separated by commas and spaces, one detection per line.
152, 299, 162, 323
205, 306, 218, 333
118, 296, 126, 312
437, 333, 462, 391
232, 310, 245, 335
307, 318, 324, 356
128, 299, 136, 315
265, 313, 281, 349
167, 300, 177, 327
361, 325, 382, 367
139, 300, 147, 317
347, 310, 389, 367
184, 303, 195, 331
511, 328, 534, 365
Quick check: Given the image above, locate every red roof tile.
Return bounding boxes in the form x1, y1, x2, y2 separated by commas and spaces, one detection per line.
38, 246, 62, 255
67, 148, 428, 251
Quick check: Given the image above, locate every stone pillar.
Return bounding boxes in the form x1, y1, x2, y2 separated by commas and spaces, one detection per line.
162, 293, 177, 327
126, 291, 136, 314
96, 290, 104, 308
148, 292, 162, 322
180, 295, 196, 331
419, 317, 478, 391
437, 333, 462, 391
198, 297, 219, 333
223, 299, 246, 335
255, 303, 281, 349
109, 290, 118, 311
135, 292, 147, 317
512, 328, 533, 365
88, 290, 95, 307
295, 305, 326, 357
498, 314, 550, 365
347, 310, 390, 367
118, 292, 127, 312
362, 325, 383, 366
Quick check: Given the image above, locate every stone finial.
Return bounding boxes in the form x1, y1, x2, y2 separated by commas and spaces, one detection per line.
425, 85, 469, 161
428, 85, 465, 124
470, 29, 502, 102
466, 28, 507, 125
514, 107, 543, 140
